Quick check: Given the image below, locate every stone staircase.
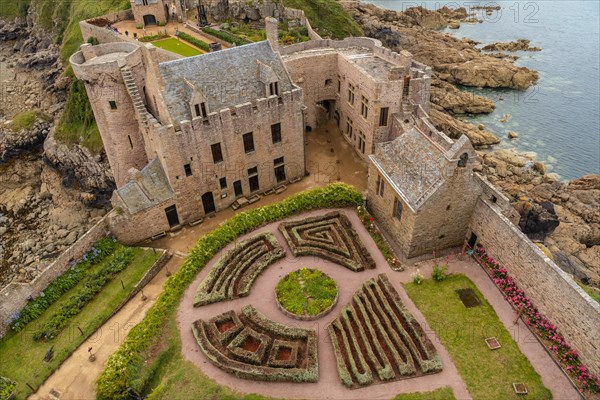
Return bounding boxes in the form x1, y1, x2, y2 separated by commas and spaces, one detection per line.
120, 66, 148, 128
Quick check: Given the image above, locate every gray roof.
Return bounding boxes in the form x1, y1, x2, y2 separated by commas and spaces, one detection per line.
159, 41, 293, 123
370, 129, 447, 211
116, 158, 174, 214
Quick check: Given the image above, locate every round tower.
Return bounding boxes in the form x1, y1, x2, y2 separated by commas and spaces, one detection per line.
70, 42, 149, 187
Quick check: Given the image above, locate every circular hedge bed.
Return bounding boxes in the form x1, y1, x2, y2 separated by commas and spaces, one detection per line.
276, 268, 338, 320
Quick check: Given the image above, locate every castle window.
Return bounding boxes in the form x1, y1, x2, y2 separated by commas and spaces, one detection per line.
458, 153, 469, 167
128, 135, 133, 149
491, 195, 498, 203
348, 83, 355, 105
243, 132, 255, 153
194, 102, 208, 118
393, 198, 403, 220
346, 117, 353, 137
379, 107, 389, 126
184, 163, 192, 177
142, 0, 149, 6
325, 79, 332, 86
274, 157, 286, 183
360, 96, 369, 119
211, 143, 223, 163
271, 123, 282, 144
337, 79, 341, 93
109, 101, 117, 110
376, 175, 384, 197
248, 166, 260, 192
269, 82, 279, 96
219, 177, 227, 189
358, 131, 366, 154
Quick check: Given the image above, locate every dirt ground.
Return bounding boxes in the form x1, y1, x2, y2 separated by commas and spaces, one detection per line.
177, 208, 579, 400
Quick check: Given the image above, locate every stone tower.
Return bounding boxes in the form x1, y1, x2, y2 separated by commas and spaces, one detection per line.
70, 42, 149, 187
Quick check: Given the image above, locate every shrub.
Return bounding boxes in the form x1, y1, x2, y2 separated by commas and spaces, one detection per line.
87, 36, 99, 45
96, 183, 362, 399
0, 376, 16, 400
33, 247, 135, 341
139, 32, 169, 43
8, 111, 48, 132
412, 269, 424, 285
9, 237, 118, 332
201, 27, 252, 46
432, 263, 448, 282
177, 32, 210, 52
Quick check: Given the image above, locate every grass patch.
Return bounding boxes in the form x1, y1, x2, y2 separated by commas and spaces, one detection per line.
404, 274, 551, 400
281, 0, 363, 39
0, 246, 160, 399
0, 0, 30, 18
576, 280, 600, 304
276, 268, 337, 316
151, 38, 202, 57
7, 111, 49, 132
392, 387, 456, 400
201, 26, 252, 46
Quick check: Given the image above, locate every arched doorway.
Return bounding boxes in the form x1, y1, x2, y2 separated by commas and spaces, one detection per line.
316, 100, 335, 127
202, 192, 216, 214
143, 14, 157, 26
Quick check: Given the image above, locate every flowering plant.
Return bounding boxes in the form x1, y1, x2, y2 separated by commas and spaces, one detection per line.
471, 245, 600, 394
356, 206, 403, 271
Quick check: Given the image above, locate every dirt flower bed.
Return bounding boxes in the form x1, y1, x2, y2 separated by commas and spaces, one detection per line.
193, 233, 285, 307
275, 268, 338, 320
192, 305, 318, 383
328, 274, 442, 388
279, 211, 376, 272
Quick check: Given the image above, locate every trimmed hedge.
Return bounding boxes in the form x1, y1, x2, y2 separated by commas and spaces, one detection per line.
201, 27, 252, 46
33, 247, 135, 341
8, 237, 118, 333
193, 233, 285, 307
96, 183, 362, 399
178, 32, 210, 52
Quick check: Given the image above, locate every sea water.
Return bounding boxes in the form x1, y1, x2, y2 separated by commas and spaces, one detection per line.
364, 0, 600, 179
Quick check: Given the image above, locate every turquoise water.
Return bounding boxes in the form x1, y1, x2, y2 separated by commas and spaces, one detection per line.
365, 1, 600, 179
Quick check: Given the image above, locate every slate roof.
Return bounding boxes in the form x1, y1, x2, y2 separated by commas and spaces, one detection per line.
159, 41, 293, 123
116, 158, 174, 214
370, 128, 447, 211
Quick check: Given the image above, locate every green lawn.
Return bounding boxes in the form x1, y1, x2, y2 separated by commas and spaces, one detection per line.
0, 247, 160, 399
392, 388, 455, 400
151, 38, 202, 57
576, 280, 600, 304
404, 274, 552, 400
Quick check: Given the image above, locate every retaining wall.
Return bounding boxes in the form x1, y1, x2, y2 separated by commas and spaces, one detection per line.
0, 215, 111, 337
468, 197, 600, 376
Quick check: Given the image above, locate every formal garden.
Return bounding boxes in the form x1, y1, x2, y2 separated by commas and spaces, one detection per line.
0, 237, 161, 399
88, 183, 572, 400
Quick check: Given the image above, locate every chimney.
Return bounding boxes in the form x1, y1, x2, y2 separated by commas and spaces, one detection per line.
265, 17, 279, 53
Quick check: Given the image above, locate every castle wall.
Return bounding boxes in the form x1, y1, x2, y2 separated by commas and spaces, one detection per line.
71, 44, 149, 187
468, 197, 600, 377
130, 0, 169, 26
0, 215, 110, 337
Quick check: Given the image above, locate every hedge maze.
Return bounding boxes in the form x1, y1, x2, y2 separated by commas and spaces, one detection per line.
328, 274, 442, 388
193, 233, 285, 307
192, 305, 319, 382
279, 212, 376, 272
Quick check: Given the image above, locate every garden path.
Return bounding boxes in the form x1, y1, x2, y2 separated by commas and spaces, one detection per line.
177, 208, 580, 400
29, 257, 182, 400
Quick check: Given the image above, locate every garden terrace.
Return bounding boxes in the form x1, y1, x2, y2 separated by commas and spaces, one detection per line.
192, 305, 318, 383
328, 274, 442, 388
193, 233, 285, 307
279, 211, 376, 272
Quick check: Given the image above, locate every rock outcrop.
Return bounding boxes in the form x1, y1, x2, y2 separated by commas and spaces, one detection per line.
0, 117, 51, 161
430, 109, 500, 147
482, 39, 542, 52
431, 79, 495, 114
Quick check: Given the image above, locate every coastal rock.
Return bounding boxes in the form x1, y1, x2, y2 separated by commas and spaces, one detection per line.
435, 60, 539, 90
430, 109, 500, 147
482, 39, 542, 52
0, 116, 51, 162
431, 79, 495, 114
508, 131, 519, 139
517, 200, 560, 241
